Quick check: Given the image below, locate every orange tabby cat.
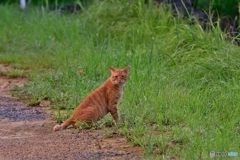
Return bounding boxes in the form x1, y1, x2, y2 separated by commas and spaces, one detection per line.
53, 66, 130, 132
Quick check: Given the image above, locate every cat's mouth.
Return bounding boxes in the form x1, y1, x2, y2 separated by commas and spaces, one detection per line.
113, 81, 125, 86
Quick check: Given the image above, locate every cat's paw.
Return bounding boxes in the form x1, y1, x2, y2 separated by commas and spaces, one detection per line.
114, 117, 120, 125
53, 124, 62, 132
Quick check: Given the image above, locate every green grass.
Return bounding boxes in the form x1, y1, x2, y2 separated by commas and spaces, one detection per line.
0, 1, 239, 159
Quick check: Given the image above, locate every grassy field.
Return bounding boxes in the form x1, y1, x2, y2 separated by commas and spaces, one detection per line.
0, 1, 239, 159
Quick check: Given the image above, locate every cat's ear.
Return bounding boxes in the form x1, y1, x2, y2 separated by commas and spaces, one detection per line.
124, 66, 130, 73
108, 66, 116, 73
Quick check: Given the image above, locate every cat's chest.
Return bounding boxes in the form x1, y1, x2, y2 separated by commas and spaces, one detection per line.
118, 89, 123, 95
114, 91, 123, 99
118, 91, 123, 101
109, 89, 123, 101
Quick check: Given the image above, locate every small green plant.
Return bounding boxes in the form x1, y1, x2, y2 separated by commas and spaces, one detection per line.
103, 128, 118, 138
76, 121, 93, 130
6, 70, 24, 78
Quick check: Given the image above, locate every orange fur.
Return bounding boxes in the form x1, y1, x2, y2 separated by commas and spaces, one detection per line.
53, 66, 130, 132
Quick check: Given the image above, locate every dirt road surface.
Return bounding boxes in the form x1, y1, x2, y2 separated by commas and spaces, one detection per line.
0, 65, 144, 160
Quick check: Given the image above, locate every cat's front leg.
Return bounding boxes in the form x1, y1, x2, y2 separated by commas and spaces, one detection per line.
109, 105, 120, 126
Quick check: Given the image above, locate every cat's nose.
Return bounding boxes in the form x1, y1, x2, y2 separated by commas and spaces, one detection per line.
118, 79, 125, 83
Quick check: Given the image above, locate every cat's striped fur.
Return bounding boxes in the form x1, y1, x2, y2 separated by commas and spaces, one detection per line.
53, 66, 130, 132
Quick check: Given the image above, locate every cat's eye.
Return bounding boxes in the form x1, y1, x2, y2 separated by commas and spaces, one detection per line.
114, 76, 118, 78
121, 75, 125, 78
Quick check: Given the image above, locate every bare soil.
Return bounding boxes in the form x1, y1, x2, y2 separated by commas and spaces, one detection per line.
0, 64, 144, 160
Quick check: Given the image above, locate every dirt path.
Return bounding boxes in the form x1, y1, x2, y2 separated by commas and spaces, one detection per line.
0, 65, 143, 160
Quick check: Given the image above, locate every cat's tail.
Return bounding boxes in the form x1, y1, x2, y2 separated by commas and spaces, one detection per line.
53, 117, 74, 132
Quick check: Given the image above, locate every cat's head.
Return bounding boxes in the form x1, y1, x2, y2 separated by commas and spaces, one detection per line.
108, 66, 130, 86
